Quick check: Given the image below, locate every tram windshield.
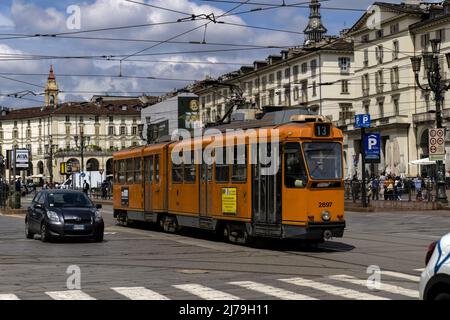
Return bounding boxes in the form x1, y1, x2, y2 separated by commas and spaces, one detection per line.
303, 142, 342, 180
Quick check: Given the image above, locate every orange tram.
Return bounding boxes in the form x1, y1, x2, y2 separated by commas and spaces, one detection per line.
113, 114, 345, 244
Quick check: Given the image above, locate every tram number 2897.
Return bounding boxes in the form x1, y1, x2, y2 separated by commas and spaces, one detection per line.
318, 202, 333, 208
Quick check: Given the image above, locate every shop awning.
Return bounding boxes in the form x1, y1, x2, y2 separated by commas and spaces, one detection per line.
409, 158, 436, 165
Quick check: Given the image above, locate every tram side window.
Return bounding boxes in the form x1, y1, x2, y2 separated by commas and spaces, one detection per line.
126, 159, 134, 183
119, 160, 126, 184
184, 152, 196, 183
284, 143, 307, 188
215, 147, 229, 183
145, 157, 153, 183
172, 162, 183, 183
113, 161, 118, 183
155, 155, 160, 183
134, 158, 142, 183
232, 145, 247, 182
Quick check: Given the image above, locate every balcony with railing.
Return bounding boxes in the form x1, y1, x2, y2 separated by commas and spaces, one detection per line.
374, 115, 409, 126
336, 111, 355, 128
413, 112, 435, 124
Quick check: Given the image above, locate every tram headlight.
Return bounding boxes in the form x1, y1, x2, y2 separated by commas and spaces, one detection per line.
321, 210, 330, 222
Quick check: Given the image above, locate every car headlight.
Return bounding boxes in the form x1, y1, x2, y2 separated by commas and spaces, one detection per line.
47, 211, 60, 222
95, 210, 102, 222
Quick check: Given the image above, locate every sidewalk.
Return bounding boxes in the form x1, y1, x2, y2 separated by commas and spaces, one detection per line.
345, 189, 450, 212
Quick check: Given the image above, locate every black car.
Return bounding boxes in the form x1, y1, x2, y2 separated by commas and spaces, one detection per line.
25, 190, 104, 242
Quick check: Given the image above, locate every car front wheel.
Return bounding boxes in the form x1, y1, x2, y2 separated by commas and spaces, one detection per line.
40, 223, 49, 242
25, 220, 34, 239
93, 232, 104, 243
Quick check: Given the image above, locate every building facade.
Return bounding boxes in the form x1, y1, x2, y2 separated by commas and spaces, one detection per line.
141, 92, 200, 143
193, 0, 355, 173
346, 0, 450, 178
0, 68, 151, 184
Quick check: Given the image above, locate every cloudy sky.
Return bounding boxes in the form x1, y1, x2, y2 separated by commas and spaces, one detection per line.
0, 0, 438, 107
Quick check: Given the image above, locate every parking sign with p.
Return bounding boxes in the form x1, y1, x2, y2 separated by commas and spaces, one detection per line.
364, 133, 381, 163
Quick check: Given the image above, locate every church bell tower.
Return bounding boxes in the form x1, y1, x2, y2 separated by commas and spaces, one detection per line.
304, 0, 327, 43
45, 65, 59, 108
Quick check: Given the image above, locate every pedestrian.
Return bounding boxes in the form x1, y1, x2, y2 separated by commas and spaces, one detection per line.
83, 180, 90, 195
371, 176, 380, 200
15, 178, 21, 193
101, 180, 108, 199
414, 175, 423, 201
351, 174, 360, 202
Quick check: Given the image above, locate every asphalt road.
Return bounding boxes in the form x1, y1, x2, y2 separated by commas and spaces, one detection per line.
1, 202, 450, 300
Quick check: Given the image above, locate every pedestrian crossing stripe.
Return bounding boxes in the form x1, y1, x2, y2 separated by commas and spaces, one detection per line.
229, 281, 317, 300
2, 271, 420, 300
278, 277, 390, 300
45, 290, 96, 300
173, 284, 241, 300
112, 287, 169, 300
0, 294, 19, 300
381, 271, 420, 282
329, 275, 419, 298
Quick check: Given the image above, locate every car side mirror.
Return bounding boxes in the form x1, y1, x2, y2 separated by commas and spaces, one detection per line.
35, 203, 43, 209
95, 204, 102, 209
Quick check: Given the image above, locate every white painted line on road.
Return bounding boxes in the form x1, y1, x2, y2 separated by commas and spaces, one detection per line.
104, 232, 117, 235
45, 290, 96, 300
112, 287, 169, 300
229, 281, 317, 300
279, 277, 389, 300
414, 268, 425, 272
173, 284, 241, 300
329, 275, 419, 299
381, 271, 420, 282
0, 294, 19, 300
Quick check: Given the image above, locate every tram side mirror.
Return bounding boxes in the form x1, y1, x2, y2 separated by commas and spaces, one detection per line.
294, 180, 304, 188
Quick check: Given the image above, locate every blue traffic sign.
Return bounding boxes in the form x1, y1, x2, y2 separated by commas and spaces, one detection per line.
364, 133, 381, 163
80, 172, 86, 178
355, 114, 371, 128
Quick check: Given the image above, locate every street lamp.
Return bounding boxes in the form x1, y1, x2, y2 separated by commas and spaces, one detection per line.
74, 128, 90, 173
411, 38, 450, 204
46, 135, 58, 184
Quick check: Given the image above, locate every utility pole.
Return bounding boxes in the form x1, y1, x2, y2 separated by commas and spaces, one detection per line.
411, 38, 450, 204
49, 135, 53, 184
361, 127, 367, 208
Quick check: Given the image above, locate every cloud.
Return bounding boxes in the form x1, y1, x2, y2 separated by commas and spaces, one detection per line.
0, 0, 316, 107
0, 12, 14, 29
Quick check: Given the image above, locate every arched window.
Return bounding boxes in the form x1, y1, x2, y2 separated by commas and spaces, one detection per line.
86, 158, 99, 171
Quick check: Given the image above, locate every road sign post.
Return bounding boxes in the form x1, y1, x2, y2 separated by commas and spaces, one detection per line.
355, 114, 371, 208
364, 133, 381, 164
429, 128, 445, 161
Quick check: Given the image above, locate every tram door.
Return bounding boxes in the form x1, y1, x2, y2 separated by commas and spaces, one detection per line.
252, 144, 282, 226
199, 161, 213, 217
144, 156, 153, 212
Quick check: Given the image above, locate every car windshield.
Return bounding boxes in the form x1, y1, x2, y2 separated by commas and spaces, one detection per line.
303, 142, 342, 180
47, 192, 92, 208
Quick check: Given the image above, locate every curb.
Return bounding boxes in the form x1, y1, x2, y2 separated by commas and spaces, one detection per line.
0, 208, 27, 215
91, 199, 113, 206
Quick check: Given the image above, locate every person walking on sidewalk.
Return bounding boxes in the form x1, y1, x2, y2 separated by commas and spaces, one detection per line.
414, 175, 423, 201
371, 176, 380, 200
